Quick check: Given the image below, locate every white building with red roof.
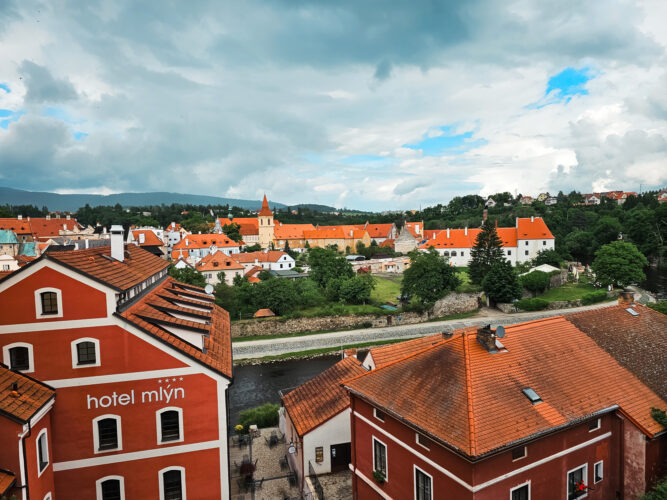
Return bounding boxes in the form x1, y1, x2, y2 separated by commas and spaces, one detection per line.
230, 250, 295, 272
195, 250, 245, 285
0, 226, 233, 499
171, 233, 243, 264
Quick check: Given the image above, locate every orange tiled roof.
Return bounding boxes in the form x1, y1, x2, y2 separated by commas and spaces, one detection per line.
47, 245, 170, 292
171, 234, 242, 259
379, 239, 394, 248
195, 251, 244, 272
0, 218, 33, 235
304, 227, 366, 240
566, 304, 667, 401
283, 356, 366, 436
362, 223, 395, 239
345, 316, 666, 458
366, 333, 451, 368
259, 195, 273, 216
217, 218, 259, 236
404, 222, 424, 238
0, 364, 55, 423
273, 223, 315, 240
29, 217, 84, 239
254, 308, 275, 318
0, 468, 15, 496
231, 251, 289, 264
131, 230, 163, 247
517, 217, 554, 239
120, 278, 232, 378
423, 229, 442, 240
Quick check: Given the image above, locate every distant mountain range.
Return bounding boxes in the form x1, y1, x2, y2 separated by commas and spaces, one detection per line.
0, 187, 341, 213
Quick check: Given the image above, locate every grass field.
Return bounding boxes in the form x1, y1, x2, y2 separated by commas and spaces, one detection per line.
371, 276, 402, 304
538, 282, 598, 302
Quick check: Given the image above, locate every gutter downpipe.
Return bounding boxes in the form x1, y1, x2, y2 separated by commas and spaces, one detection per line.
18, 420, 32, 500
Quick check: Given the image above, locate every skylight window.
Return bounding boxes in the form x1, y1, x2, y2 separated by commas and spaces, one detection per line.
625, 308, 639, 316
522, 388, 542, 405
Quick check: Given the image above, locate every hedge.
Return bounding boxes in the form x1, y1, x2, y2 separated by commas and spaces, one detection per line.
237, 403, 280, 432
516, 298, 549, 311
581, 290, 608, 305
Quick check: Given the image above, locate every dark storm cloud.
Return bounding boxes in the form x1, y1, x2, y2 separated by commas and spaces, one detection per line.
20, 61, 78, 103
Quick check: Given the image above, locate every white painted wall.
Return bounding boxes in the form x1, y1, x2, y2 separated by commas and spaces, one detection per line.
303, 410, 351, 477
517, 239, 555, 263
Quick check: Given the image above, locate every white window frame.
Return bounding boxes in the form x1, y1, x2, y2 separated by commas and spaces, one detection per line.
415, 433, 430, 451
593, 461, 603, 484
34, 287, 63, 319
71, 337, 101, 369
2, 342, 34, 373
509, 480, 531, 500
512, 446, 527, 461
373, 408, 385, 422
158, 466, 187, 500
96, 475, 126, 500
156, 407, 184, 445
413, 464, 433, 500
92, 414, 123, 454
566, 463, 588, 499
588, 418, 601, 432
36, 428, 49, 477
372, 436, 388, 481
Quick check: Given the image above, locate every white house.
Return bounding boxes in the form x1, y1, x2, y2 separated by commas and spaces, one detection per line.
231, 250, 295, 272
280, 356, 366, 494
195, 249, 245, 285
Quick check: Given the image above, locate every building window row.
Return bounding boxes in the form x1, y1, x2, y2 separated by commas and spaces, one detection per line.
93, 408, 183, 453
97, 468, 185, 500
4, 338, 101, 372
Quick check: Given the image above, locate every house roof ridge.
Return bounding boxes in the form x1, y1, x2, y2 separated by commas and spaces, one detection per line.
462, 333, 477, 456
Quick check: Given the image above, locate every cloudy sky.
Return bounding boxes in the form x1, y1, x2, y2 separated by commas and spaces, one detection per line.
0, 0, 666, 210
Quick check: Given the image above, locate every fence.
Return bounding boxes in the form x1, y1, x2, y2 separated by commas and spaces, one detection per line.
308, 460, 325, 500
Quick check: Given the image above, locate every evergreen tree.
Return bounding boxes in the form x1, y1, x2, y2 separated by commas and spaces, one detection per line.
469, 219, 505, 284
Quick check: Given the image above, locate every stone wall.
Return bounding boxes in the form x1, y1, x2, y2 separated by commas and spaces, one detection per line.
231, 292, 482, 338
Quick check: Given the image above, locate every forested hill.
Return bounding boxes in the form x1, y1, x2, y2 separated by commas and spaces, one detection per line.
0, 187, 286, 212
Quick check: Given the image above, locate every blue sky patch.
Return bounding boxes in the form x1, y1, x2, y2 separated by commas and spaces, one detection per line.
546, 67, 592, 98
0, 109, 25, 129
73, 131, 88, 140
405, 125, 487, 156
0, 83, 9, 93
43, 106, 86, 124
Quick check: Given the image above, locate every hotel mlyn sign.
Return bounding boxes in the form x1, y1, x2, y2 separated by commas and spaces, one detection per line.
0, 233, 233, 500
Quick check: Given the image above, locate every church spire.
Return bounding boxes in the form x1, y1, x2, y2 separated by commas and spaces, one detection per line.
259, 194, 273, 216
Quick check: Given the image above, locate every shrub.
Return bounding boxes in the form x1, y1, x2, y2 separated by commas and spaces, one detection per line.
237, 403, 280, 431
516, 298, 549, 311
581, 290, 608, 305
520, 271, 551, 296
647, 301, 667, 315
639, 475, 667, 500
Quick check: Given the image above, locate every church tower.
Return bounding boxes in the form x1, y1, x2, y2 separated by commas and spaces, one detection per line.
258, 194, 275, 249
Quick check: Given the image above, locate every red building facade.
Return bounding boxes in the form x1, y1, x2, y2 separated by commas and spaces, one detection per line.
345, 317, 666, 500
0, 236, 232, 500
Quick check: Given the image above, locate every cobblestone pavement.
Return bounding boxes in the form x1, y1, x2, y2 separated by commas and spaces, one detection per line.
233, 301, 618, 359
230, 427, 300, 500
316, 470, 352, 499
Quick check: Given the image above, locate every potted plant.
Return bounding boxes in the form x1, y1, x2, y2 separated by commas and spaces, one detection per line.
373, 469, 386, 484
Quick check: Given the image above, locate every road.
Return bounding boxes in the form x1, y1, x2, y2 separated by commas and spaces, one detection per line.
233, 301, 619, 359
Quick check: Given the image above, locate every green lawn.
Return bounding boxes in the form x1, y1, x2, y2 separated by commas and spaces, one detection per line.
371, 276, 402, 304
538, 282, 597, 302
455, 270, 482, 293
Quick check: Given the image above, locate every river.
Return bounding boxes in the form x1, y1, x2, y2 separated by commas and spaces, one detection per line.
228, 355, 340, 427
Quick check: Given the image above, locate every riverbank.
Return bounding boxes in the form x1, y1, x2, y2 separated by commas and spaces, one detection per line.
232, 300, 619, 360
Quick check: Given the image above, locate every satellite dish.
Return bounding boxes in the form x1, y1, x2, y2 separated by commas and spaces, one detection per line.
495, 325, 505, 338
204, 284, 214, 295
288, 445, 297, 455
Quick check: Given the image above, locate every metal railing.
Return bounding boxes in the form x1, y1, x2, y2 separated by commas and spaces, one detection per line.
308, 460, 325, 500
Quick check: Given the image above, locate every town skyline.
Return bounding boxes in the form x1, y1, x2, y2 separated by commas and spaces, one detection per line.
1, 1, 666, 211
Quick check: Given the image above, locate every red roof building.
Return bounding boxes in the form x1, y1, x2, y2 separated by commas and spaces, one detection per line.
344, 317, 666, 499
171, 233, 243, 262
231, 250, 296, 272
0, 231, 233, 499
195, 250, 244, 286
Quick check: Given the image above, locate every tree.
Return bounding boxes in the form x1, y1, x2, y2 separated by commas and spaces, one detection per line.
401, 249, 461, 304
591, 241, 649, 287
593, 216, 622, 246
339, 274, 376, 304
564, 230, 596, 263
253, 278, 299, 316
469, 219, 505, 284
483, 261, 522, 303
307, 247, 354, 288
257, 270, 273, 281
532, 250, 562, 268
222, 223, 242, 242
243, 243, 262, 253
169, 266, 206, 288
520, 270, 551, 296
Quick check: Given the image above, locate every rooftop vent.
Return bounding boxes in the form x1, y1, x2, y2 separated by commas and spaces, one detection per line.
522, 388, 542, 405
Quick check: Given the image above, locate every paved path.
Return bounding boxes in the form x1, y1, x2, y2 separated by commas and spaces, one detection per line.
233, 301, 618, 359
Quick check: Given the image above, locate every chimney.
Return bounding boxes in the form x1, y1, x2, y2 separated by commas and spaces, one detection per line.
85, 239, 89, 249
618, 289, 635, 306
483, 208, 488, 222
46, 214, 51, 220
476, 325, 497, 353
66, 214, 71, 220
17, 215, 22, 220
447, 228, 450, 238
63, 224, 67, 230
110, 225, 124, 262
516, 217, 519, 228
464, 227, 468, 236
432, 233, 436, 240
531, 216, 534, 223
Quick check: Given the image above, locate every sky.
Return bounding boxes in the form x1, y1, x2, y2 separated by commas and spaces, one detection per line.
0, 0, 666, 211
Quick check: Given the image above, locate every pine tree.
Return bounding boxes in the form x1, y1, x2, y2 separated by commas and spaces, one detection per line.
469, 219, 506, 284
